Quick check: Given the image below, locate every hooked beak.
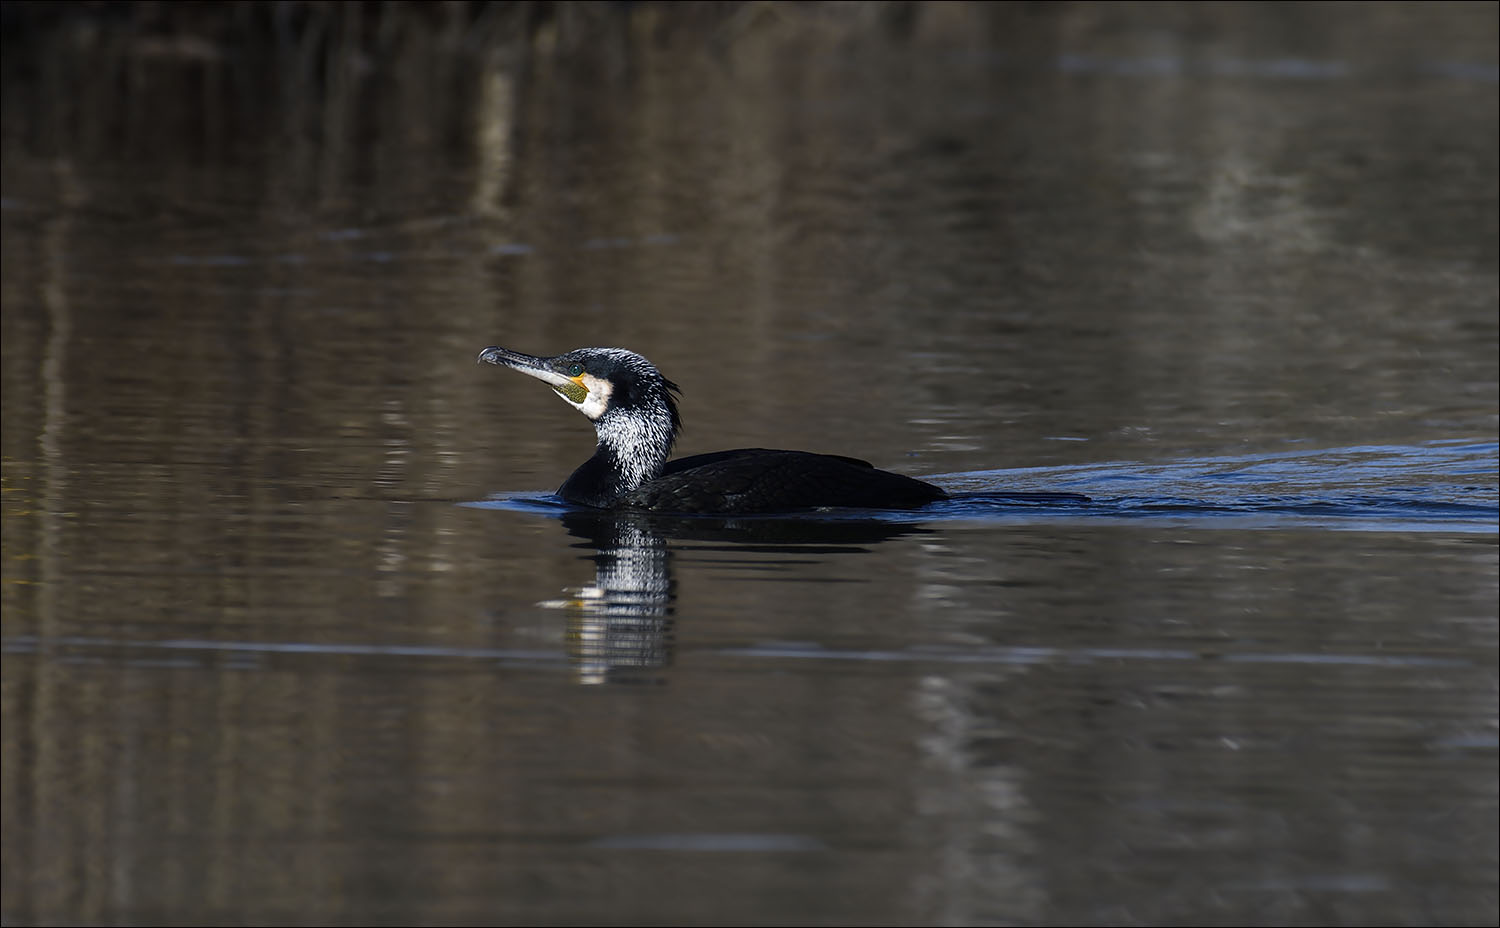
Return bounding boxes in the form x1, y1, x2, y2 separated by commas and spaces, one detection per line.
478, 346, 588, 404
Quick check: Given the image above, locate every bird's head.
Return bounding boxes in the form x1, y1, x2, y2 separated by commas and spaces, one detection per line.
478, 345, 682, 435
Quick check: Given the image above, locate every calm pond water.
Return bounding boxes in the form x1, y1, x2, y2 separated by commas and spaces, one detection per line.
3, 3, 1497, 926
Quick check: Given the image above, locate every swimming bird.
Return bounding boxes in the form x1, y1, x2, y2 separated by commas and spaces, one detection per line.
478, 346, 948, 514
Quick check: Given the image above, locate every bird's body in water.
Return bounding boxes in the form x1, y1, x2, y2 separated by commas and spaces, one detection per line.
478, 346, 948, 514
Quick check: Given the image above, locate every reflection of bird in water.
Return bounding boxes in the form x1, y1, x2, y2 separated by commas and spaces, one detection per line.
557, 511, 675, 686
479, 346, 948, 514
554, 509, 934, 685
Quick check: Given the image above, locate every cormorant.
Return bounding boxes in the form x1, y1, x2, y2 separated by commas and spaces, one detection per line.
478, 345, 948, 514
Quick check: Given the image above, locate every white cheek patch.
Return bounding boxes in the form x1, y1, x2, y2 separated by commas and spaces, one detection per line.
575, 373, 614, 420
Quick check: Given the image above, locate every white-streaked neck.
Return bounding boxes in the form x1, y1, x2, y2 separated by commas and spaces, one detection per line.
594, 407, 676, 491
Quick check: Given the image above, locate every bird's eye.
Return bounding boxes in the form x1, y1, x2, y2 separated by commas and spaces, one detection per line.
566, 363, 585, 377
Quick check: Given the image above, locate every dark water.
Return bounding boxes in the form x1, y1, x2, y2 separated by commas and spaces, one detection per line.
3, 3, 1497, 926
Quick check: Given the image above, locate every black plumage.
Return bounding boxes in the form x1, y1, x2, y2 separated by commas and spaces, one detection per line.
479, 346, 947, 515
621, 448, 946, 512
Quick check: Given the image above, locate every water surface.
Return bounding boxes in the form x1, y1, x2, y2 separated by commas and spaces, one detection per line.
3, 3, 1497, 926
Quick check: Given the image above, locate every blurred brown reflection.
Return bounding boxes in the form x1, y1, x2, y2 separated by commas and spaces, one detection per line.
2, 2, 1496, 926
